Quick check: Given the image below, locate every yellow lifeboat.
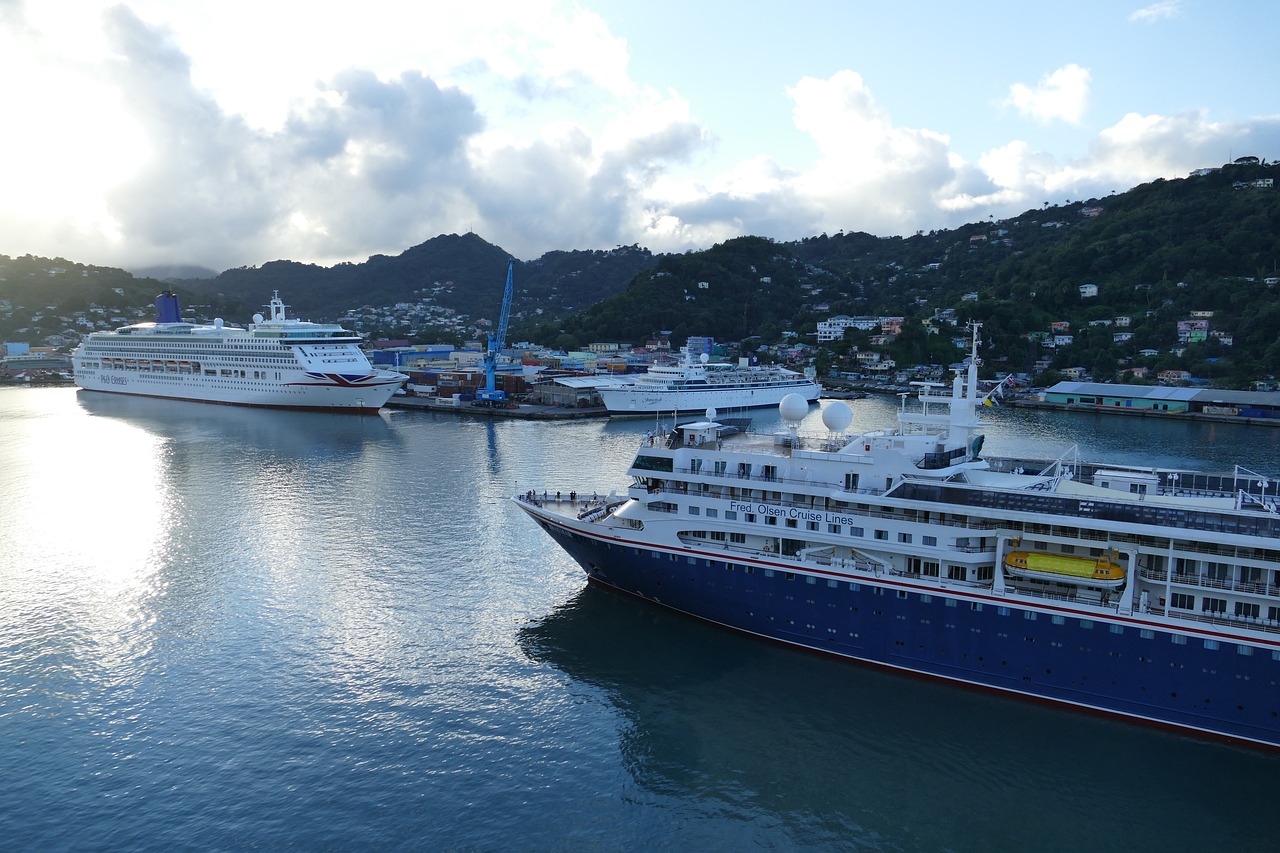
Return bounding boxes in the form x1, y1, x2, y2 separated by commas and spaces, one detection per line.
1004, 550, 1126, 589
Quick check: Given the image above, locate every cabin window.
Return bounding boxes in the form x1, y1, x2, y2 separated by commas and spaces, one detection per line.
706, 509, 718, 519
850, 527, 864, 537
874, 530, 888, 541
687, 506, 700, 515
729, 533, 746, 544
923, 535, 937, 547
946, 565, 966, 581
1201, 597, 1226, 614
976, 565, 994, 582
1203, 639, 1219, 650
1235, 602, 1260, 619
1170, 634, 1187, 645
898, 532, 911, 544
844, 472, 860, 491
725, 511, 737, 521
766, 516, 777, 526
806, 521, 819, 532
1110, 624, 1124, 635
1170, 593, 1194, 610
827, 524, 841, 534
1237, 645, 1254, 656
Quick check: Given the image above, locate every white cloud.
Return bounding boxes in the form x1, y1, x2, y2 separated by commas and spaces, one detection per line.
1, 2, 1277, 275
1129, 1, 1184, 23
1005, 64, 1091, 125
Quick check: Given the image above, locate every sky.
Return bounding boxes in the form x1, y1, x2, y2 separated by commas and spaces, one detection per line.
1, 0, 1277, 274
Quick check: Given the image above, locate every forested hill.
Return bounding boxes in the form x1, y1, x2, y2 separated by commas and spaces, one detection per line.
3, 159, 1277, 384
534, 160, 1280, 383
183, 233, 659, 323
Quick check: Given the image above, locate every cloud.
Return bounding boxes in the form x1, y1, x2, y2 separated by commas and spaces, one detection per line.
1129, 1, 1183, 23
1005, 64, 1091, 124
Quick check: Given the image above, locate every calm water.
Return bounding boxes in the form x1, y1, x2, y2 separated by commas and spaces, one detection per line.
3, 387, 1279, 852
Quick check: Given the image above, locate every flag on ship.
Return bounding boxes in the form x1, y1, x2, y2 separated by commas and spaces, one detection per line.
981, 376, 1012, 407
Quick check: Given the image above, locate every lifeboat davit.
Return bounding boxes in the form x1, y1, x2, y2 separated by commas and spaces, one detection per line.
1004, 550, 1126, 589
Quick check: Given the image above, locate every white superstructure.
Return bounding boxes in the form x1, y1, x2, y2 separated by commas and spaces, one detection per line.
599, 347, 821, 415
73, 291, 407, 412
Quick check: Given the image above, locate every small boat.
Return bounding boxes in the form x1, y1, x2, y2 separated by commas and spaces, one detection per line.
1004, 550, 1126, 589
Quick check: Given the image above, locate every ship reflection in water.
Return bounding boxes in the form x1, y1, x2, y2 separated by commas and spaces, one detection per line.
521, 585, 1278, 851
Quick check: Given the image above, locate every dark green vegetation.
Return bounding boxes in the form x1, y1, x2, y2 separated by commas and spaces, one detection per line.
536, 160, 1280, 385
3, 160, 1277, 386
199, 234, 658, 328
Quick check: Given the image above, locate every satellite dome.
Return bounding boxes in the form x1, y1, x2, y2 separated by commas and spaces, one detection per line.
779, 393, 808, 424
252, 313, 265, 324
699, 352, 710, 364
822, 401, 853, 433
705, 406, 718, 422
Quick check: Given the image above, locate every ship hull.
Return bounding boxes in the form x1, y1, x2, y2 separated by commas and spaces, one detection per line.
73, 368, 401, 413
522, 504, 1280, 750
599, 381, 822, 415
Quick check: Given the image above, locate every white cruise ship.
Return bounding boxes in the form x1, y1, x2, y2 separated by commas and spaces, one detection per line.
599, 347, 821, 415
73, 291, 407, 412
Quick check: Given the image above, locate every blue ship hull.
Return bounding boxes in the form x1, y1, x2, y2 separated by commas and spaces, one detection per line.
536, 515, 1280, 749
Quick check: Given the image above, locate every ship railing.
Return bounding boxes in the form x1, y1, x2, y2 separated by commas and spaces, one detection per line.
1139, 567, 1279, 597
1162, 609, 1280, 635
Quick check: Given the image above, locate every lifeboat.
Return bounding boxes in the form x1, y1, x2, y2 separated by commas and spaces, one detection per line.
1003, 550, 1126, 589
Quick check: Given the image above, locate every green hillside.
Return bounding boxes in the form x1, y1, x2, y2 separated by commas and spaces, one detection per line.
4, 159, 1277, 385
537, 160, 1280, 385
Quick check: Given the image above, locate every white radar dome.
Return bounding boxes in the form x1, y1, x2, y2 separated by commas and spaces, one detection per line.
779, 393, 808, 424
252, 313, 265, 324
700, 352, 710, 364
822, 401, 853, 433
705, 407, 718, 422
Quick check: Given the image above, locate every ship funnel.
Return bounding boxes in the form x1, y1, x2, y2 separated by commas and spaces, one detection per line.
155, 291, 181, 324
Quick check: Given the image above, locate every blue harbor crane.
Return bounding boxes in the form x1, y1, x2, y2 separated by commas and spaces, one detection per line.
476, 258, 515, 405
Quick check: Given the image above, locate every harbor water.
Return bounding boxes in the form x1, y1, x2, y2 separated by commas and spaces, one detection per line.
3, 387, 1280, 851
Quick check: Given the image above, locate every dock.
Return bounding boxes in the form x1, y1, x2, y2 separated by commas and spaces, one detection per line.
385, 396, 608, 419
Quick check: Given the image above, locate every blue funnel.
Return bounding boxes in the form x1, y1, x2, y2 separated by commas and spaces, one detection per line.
155, 291, 181, 323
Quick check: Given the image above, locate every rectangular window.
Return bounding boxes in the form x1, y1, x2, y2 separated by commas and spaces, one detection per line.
923, 535, 937, 547
874, 530, 888, 541
898, 532, 912, 544
850, 527, 864, 537
1204, 639, 1219, 650
828, 524, 842, 534
1201, 597, 1226, 614
1170, 593, 1194, 611
1235, 601, 1260, 619
726, 511, 738, 521
688, 506, 700, 515
1237, 644, 1254, 656
706, 508, 718, 518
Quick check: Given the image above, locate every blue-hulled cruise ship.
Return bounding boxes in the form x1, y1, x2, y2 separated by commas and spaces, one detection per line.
517, 325, 1280, 750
